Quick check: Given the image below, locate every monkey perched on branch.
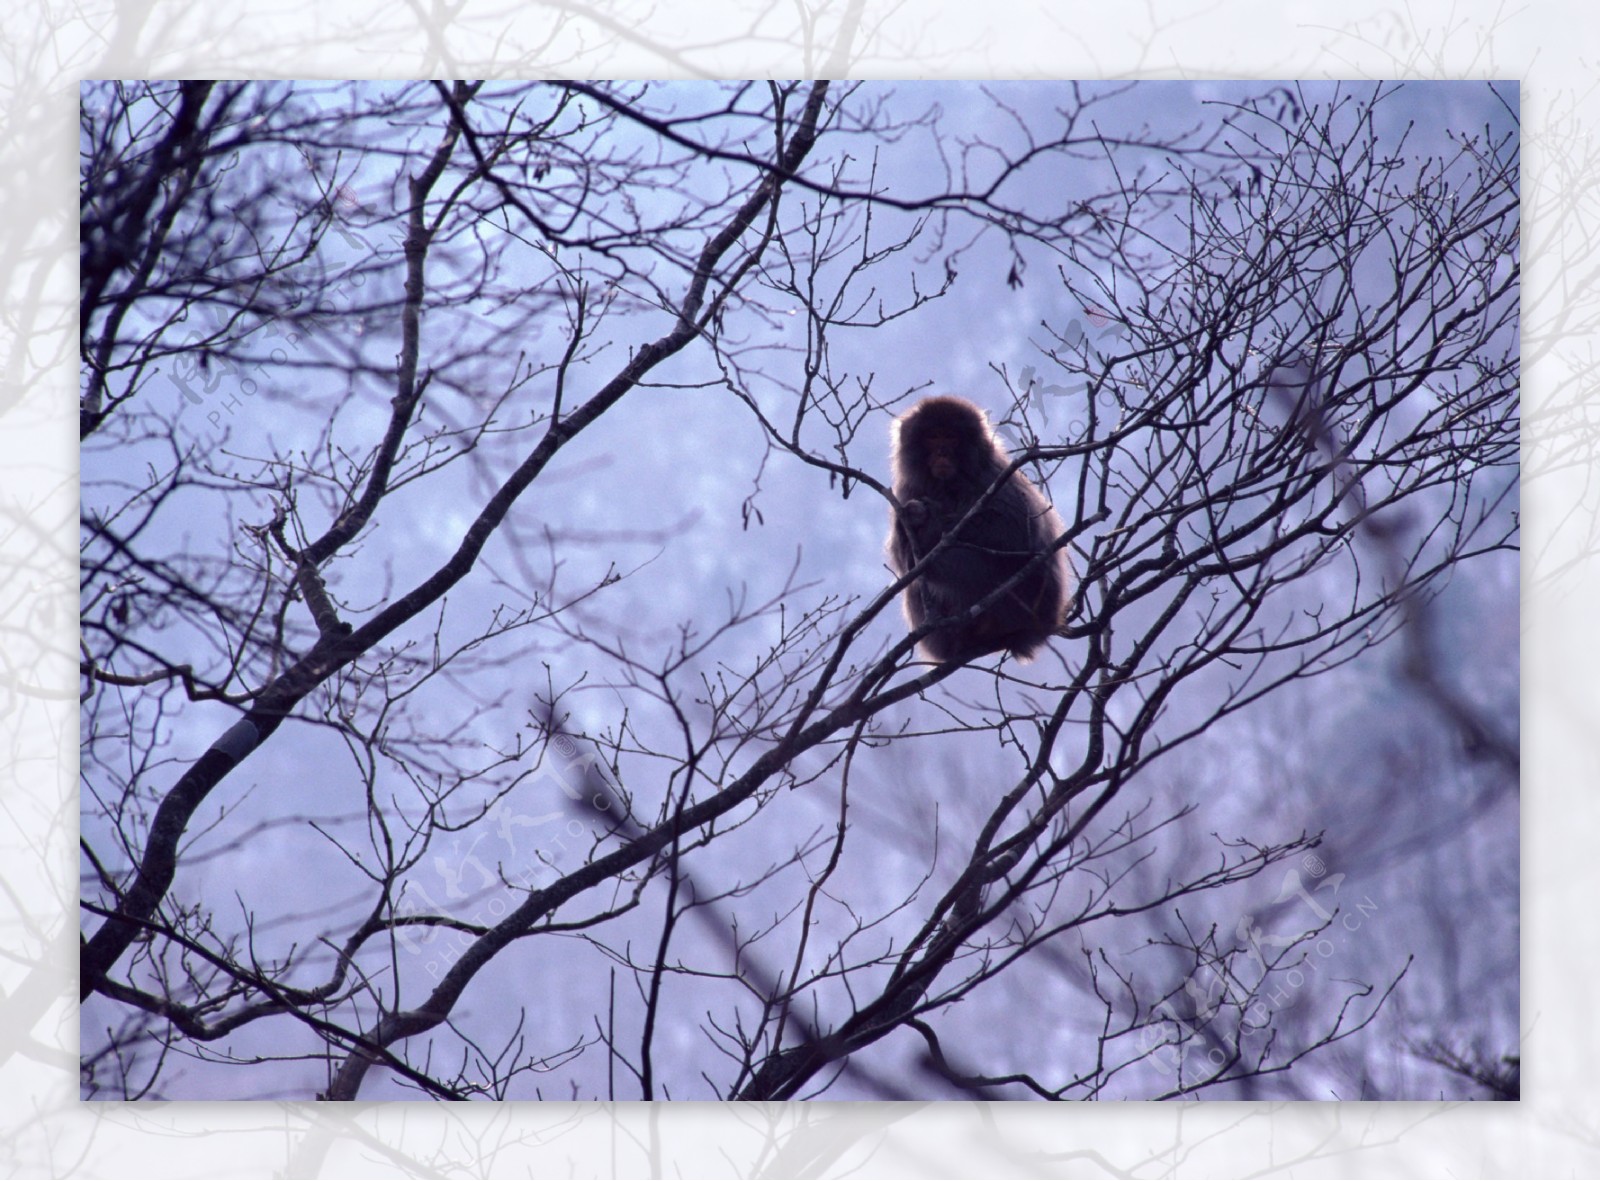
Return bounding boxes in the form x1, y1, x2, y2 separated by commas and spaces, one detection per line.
887, 396, 1071, 664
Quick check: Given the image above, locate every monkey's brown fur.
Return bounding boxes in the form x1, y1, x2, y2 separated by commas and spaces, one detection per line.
887, 396, 1071, 663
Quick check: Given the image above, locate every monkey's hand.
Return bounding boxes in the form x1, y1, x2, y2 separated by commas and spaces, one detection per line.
899, 498, 932, 529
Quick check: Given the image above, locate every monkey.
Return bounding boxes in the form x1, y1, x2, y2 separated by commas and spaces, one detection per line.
886, 395, 1071, 664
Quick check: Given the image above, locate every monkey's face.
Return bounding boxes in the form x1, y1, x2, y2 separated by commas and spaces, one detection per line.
923, 431, 960, 481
